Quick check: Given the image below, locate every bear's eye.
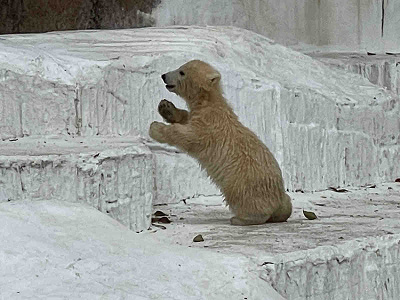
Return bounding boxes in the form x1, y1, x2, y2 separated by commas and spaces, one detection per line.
179, 71, 185, 76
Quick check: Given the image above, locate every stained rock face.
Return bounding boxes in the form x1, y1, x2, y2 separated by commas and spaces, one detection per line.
309, 53, 400, 95
3, 0, 399, 53
0, 26, 399, 203
0, 0, 160, 34
153, 0, 400, 52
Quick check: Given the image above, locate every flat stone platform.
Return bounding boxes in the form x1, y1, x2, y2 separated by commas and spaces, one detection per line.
150, 183, 400, 299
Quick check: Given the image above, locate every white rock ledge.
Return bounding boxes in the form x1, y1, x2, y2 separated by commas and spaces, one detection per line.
263, 235, 400, 299
0, 136, 153, 232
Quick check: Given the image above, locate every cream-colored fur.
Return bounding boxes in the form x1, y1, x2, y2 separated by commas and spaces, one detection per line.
150, 60, 292, 225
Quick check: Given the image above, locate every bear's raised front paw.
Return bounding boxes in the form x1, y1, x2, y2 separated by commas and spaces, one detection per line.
149, 121, 166, 143
158, 99, 178, 123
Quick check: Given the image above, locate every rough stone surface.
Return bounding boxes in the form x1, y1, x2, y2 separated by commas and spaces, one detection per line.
263, 235, 400, 300
151, 182, 400, 300
0, 26, 399, 197
0, 136, 153, 232
2, 0, 399, 52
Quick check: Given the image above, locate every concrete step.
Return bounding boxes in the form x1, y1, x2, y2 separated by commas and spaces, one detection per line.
0, 135, 219, 229
147, 142, 219, 205
149, 183, 400, 300
0, 135, 153, 232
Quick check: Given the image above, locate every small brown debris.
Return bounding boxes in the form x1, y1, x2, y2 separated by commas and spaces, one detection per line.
362, 184, 376, 188
154, 210, 168, 217
395, 178, 400, 183
158, 216, 171, 223
193, 234, 204, 242
303, 210, 318, 220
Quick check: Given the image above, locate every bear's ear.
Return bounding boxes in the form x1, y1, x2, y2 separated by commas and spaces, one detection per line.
206, 71, 221, 87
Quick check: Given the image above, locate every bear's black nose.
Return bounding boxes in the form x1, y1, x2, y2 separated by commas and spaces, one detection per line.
161, 74, 166, 82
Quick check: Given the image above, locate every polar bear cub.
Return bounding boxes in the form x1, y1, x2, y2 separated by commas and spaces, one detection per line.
149, 60, 292, 225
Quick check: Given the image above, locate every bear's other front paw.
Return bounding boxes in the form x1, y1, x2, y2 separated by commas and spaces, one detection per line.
149, 121, 167, 143
158, 99, 178, 123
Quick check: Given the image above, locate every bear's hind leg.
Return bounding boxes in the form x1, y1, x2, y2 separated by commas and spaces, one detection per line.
230, 215, 270, 226
158, 99, 189, 124
267, 194, 292, 223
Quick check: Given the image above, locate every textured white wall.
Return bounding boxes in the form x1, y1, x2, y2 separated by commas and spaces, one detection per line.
1, 27, 398, 203
152, 0, 400, 52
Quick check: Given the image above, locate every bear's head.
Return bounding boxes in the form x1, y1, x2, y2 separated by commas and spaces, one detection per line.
161, 60, 221, 104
